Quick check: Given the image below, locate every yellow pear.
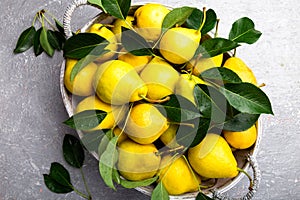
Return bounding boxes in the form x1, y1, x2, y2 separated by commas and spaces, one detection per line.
140, 60, 179, 100
188, 133, 239, 178
223, 125, 257, 149
223, 57, 257, 85
75, 96, 124, 130
118, 48, 152, 73
160, 27, 201, 64
187, 54, 223, 76
125, 103, 169, 144
93, 60, 148, 105
175, 73, 206, 105
87, 23, 118, 63
117, 139, 161, 181
158, 155, 200, 195
134, 3, 170, 41
64, 58, 97, 96
111, 16, 134, 42
159, 124, 180, 148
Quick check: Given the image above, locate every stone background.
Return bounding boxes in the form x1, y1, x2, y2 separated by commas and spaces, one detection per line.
0, 0, 299, 199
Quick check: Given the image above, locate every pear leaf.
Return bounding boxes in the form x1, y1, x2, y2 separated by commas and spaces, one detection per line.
229, 17, 262, 44
63, 134, 85, 168
195, 38, 239, 58
161, 6, 195, 33
14, 26, 36, 53
98, 129, 114, 157
151, 181, 169, 200
101, 0, 131, 19
47, 30, 61, 50
55, 19, 65, 35
121, 27, 153, 56
221, 112, 260, 132
63, 110, 107, 131
196, 192, 214, 200
220, 83, 273, 114
40, 27, 54, 57
200, 67, 242, 84
33, 28, 43, 56
81, 130, 105, 152
99, 136, 119, 190
120, 176, 158, 189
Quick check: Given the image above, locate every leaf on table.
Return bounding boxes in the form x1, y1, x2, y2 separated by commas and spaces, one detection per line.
55, 19, 65, 35
195, 38, 239, 58
99, 136, 119, 190
81, 130, 105, 152
47, 30, 61, 50
63, 33, 109, 59
33, 28, 43, 56
43, 162, 73, 193
161, 6, 195, 33
101, 0, 131, 19
229, 17, 262, 44
151, 181, 169, 200
63, 110, 107, 131
63, 134, 85, 168
14, 26, 36, 53
40, 27, 54, 56
121, 27, 153, 56
220, 82, 273, 114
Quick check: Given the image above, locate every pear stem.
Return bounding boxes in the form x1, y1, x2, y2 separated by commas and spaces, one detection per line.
258, 83, 266, 88
237, 167, 254, 189
214, 19, 220, 38
139, 95, 170, 104
197, 7, 207, 33
233, 48, 237, 57
168, 121, 195, 129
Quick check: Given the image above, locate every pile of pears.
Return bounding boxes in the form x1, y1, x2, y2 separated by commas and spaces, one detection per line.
64, 3, 259, 197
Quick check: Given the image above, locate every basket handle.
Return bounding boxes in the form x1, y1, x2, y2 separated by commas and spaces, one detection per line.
212, 155, 261, 200
63, 0, 89, 38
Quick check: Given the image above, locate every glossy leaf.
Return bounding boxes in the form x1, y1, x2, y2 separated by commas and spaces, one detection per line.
200, 67, 242, 84
43, 162, 73, 193
63, 134, 85, 168
102, 0, 131, 19
55, 19, 65, 35
63, 110, 107, 131
220, 83, 273, 114
14, 26, 36, 53
120, 176, 158, 189
88, 0, 106, 11
161, 6, 195, 33
196, 192, 214, 200
98, 129, 114, 157
81, 130, 105, 152
229, 17, 262, 44
112, 168, 121, 184
194, 84, 227, 122
53, 31, 66, 50
196, 38, 239, 58
63, 33, 108, 59
151, 181, 169, 200
185, 9, 217, 35
121, 27, 153, 56
99, 136, 118, 190
40, 27, 54, 56
47, 30, 61, 50
155, 94, 201, 122
222, 112, 260, 131
33, 28, 43, 56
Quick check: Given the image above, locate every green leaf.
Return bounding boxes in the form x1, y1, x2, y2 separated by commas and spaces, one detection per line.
200, 67, 242, 84
161, 6, 195, 33
222, 112, 260, 131
120, 176, 158, 189
63, 134, 85, 168
33, 28, 43, 56
81, 130, 105, 152
185, 9, 217, 35
155, 94, 201, 122
63, 33, 108, 59
101, 0, 131, 19
55, 19, 65, 35
63, 110, 107, 131
47, 30, 61, 50
98, 129, 114, 157
196, 38, 239, 58
151, 181, 169, 200
112, 168, 121, 184
14, 26, 36, 53
40, 27, 54, 56
229, 17, 262, 44
121, 27, 153, 56
99, 136, 118, 190
88, 0, 106, 11
194, 84, 227, 122
220, 83, 273, 114
176, 117, 210, 147
196, 192, 214, 200
53, 31, 66, 50
43, 162, 73, 193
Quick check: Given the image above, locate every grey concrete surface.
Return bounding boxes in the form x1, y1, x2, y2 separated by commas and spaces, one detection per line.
0, 0, 299, 199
